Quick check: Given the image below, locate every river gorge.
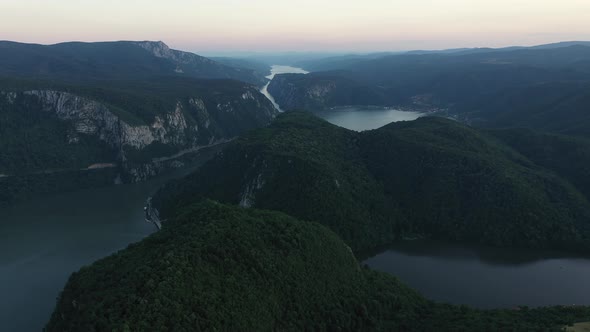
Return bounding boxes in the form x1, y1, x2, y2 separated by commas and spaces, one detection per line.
2, 67, 590, 331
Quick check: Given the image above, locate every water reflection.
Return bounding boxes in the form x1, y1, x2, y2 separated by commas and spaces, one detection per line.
316, 106, 423, 131
363, 240, 590, 308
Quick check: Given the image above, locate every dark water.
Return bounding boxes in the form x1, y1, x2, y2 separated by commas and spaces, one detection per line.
317, 106, 423, 131
364, 240, 590, 309
0, 151, 216, 332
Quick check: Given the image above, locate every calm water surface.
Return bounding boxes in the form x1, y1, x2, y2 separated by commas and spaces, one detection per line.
317, 106, 424, 131
259, 65, 422, 130
364, 240, 590, 309
0, 151, 216, 332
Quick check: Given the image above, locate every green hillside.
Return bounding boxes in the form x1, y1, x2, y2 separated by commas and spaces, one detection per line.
46, 201, 590, 331
156, 112, 590, 253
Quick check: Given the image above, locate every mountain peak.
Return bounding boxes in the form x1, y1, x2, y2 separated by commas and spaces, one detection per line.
132, 40, 173, 58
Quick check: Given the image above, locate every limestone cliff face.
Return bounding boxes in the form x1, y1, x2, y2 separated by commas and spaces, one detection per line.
3, 87, 277, 182
267, 74, 337, 111
22, 90, 190, 150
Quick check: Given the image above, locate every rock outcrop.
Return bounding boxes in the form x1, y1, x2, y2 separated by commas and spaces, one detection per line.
132, 41, 268, 85
2, 87, 278, 182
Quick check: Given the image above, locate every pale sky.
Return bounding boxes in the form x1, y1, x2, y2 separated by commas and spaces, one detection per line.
1, 0, 590, 54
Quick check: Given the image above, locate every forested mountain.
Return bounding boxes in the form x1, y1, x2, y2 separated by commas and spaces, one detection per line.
46, 200, 590, 331
0, 41, 268, 85
297, 41, 590, 72
487, 128, 590, 199
0, 41, 281, 204
210, 56, 271, 77
268, 44, 590, 137
155, 111, 590, 253
0, 77, 277, 204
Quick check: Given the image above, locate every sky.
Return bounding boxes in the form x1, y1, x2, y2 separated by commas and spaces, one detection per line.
1, 0, 590, 54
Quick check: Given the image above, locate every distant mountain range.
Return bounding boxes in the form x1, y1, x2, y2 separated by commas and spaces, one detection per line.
294, 41, 590, 70
0, 40, 269, 85
269, 42, 590, 137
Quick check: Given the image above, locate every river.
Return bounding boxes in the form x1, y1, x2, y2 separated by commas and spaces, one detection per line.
316, 106, 423, 131
0, 150, 218, 332
3, 90, 590, 331
259, 65, 422, 129
260, 65, 309, 111
364, 240, 590, 309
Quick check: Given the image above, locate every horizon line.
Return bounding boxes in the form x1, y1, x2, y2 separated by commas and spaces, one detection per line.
2, 39, 589, 56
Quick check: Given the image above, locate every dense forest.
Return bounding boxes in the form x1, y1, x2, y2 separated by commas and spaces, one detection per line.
47, 201, 590, 331
5, 40, 590, 330
155, 111, 590, 253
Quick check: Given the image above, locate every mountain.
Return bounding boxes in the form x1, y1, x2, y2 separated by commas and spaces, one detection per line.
46, 200, 590, 331
267, 72, 387, 111
296, 41, 590, 71
268, 45, 590, 137
294, 52, 401, 72
0, 76, 277, 204
0, 41, 281, 203
0, 41, 268, 85
454, 81, 590, 137
210, 56, 271, 77
155, 112, 590, 253
487, 128, 590, 199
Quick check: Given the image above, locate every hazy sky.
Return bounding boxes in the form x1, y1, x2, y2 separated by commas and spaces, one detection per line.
1, 0, 590, 54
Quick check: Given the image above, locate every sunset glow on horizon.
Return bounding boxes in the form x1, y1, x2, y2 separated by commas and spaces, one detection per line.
2, 0, 590, 54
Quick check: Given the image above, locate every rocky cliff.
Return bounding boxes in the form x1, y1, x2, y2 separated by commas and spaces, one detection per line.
0, 86, 278, 182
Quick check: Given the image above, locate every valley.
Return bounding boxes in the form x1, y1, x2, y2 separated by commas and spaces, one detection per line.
2, 37, 590, 331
